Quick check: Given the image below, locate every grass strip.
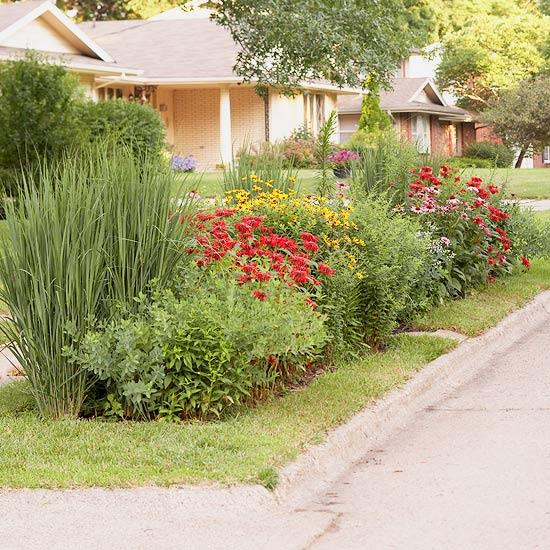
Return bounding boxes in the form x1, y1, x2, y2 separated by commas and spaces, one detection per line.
0, 335, 452, 489
411, 258, 550, 336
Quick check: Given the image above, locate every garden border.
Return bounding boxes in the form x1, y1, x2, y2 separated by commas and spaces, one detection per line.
274, 291, 550, 506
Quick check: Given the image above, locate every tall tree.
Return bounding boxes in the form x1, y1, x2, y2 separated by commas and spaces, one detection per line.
55, 0, 132, 20
482, 74, 550, 167
207, 0, 417, 94
436, 13, 550, 110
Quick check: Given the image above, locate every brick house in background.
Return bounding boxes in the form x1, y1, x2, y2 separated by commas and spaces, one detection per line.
338, 77, 474, 157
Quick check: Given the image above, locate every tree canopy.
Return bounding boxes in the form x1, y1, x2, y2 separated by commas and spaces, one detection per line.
482, 74, 550, 167
436, 12, 550, 110
208, 0, 418, 94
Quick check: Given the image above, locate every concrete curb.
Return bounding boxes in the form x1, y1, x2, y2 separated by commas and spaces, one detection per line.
274, 291, 550, 506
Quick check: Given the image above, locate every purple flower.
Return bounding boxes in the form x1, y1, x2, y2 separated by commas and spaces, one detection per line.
171, 155, 198, 173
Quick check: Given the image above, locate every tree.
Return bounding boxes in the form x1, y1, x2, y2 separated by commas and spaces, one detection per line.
436, 13, 550, 110
358, 79, 391, 138
126, 0, 181, 19
207, 0, 417, 94
482, 74, 550, 167
55, 0, 131, 20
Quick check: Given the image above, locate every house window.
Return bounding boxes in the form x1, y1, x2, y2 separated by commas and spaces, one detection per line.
543, 145, 550, 164
412, 115, 431, 153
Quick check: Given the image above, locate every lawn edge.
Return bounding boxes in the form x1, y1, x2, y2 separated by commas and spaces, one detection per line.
274, 290, 550, 506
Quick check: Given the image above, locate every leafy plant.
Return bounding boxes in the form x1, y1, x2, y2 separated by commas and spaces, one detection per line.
223, 143, 297, 193
316, 111, 338, 197
77, 277, 327, 420
464, 142, 514, 168
0, 145, 194, 418
0, 51, 85, 194
83, 99, 166, 161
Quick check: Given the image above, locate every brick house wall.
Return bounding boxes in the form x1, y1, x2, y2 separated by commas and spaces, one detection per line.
230, 87, 266, 153
461, 122, 476, 153
475, 124, 502, 145
430, 116, 454, 157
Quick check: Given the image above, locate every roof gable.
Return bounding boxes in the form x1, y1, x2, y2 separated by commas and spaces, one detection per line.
0, 1, 114, 61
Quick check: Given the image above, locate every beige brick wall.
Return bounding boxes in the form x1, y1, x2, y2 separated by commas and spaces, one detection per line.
173, 88, 220, 168
230, 87, 265, 153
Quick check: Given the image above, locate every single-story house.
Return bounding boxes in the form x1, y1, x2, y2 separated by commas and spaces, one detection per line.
0, 1, 357, 168
338, 77, 474, 157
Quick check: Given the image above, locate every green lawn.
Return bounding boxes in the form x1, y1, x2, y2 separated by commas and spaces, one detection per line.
0, 335, 453, 489
411, 258, 550, 336
460, 167, 550, 199
179, 167, 550, 200
534, 210, 550, 222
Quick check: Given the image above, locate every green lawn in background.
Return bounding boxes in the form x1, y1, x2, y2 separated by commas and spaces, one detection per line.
0, 335, 453, 489
175, 168, 550, 200
460, 167, 550, 199
411, 258, 550, 336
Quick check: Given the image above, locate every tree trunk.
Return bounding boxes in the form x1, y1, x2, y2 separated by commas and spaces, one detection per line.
515, 147, 527, 168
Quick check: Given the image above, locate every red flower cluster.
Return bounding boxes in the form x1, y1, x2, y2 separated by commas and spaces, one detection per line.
189, 209, 335, 300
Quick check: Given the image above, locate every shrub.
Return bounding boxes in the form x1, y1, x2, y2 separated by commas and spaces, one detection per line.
503, 204, 550, 259
83, 99, 166, 160
280, 136, 318, 168
464, 142, 514, 168
405, 165, 521, 296
0, 145, 193, 418
0, 52, 85, 193
78, 277, 327, 420
448, 156, 494, 169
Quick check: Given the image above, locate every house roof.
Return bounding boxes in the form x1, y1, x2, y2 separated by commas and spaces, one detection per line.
80, 18, 237, 81
80, 17, 359, 92
338, 77, 471, 120
0, 45, 140, 75
0, 1, 114, 61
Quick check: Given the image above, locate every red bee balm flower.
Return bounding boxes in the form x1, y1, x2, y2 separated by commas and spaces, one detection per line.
252, 289, 268, 301
318, 263, 336, 276
521, 256, 531, 269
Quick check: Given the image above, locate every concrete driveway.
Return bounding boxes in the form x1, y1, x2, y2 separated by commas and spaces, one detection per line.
1, 293, 550, 549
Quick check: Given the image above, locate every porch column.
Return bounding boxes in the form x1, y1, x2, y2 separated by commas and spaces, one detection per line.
219, 86, 232, 166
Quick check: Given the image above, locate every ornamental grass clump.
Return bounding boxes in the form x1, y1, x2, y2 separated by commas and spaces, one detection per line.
0, 145, 194, 418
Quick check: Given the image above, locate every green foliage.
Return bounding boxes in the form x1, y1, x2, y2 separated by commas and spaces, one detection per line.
315, 111, 338, 197
0, 146, 194, 419
448, 157, 495, 169
223, 144, 298, 193
0, 52, 85, 193
56, 0, 130, 20
350, 132, 422, 204
436, 12, 550, 109
504, 205, 550, 259
77, 277, 327, 421
83, 99, 166, 160
209, 0, 413, 93
464, 142, 515, 168
358, 82, 391, 139
482, 75, 550, 157
344, 200, 431, 344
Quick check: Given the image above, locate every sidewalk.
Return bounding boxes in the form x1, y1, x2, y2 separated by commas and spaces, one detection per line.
1, 293, 549, 549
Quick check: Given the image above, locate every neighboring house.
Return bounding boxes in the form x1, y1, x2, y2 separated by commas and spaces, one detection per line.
533, 146, 550, 168
0, 1, 140, 93
0, 1, 356, 169
338, 77, 473, 157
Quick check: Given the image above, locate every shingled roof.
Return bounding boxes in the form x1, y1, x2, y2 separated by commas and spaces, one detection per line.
338, 77, 470, 120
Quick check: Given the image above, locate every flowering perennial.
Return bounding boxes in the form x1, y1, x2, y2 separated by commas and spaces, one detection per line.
189, 208, 336, 304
